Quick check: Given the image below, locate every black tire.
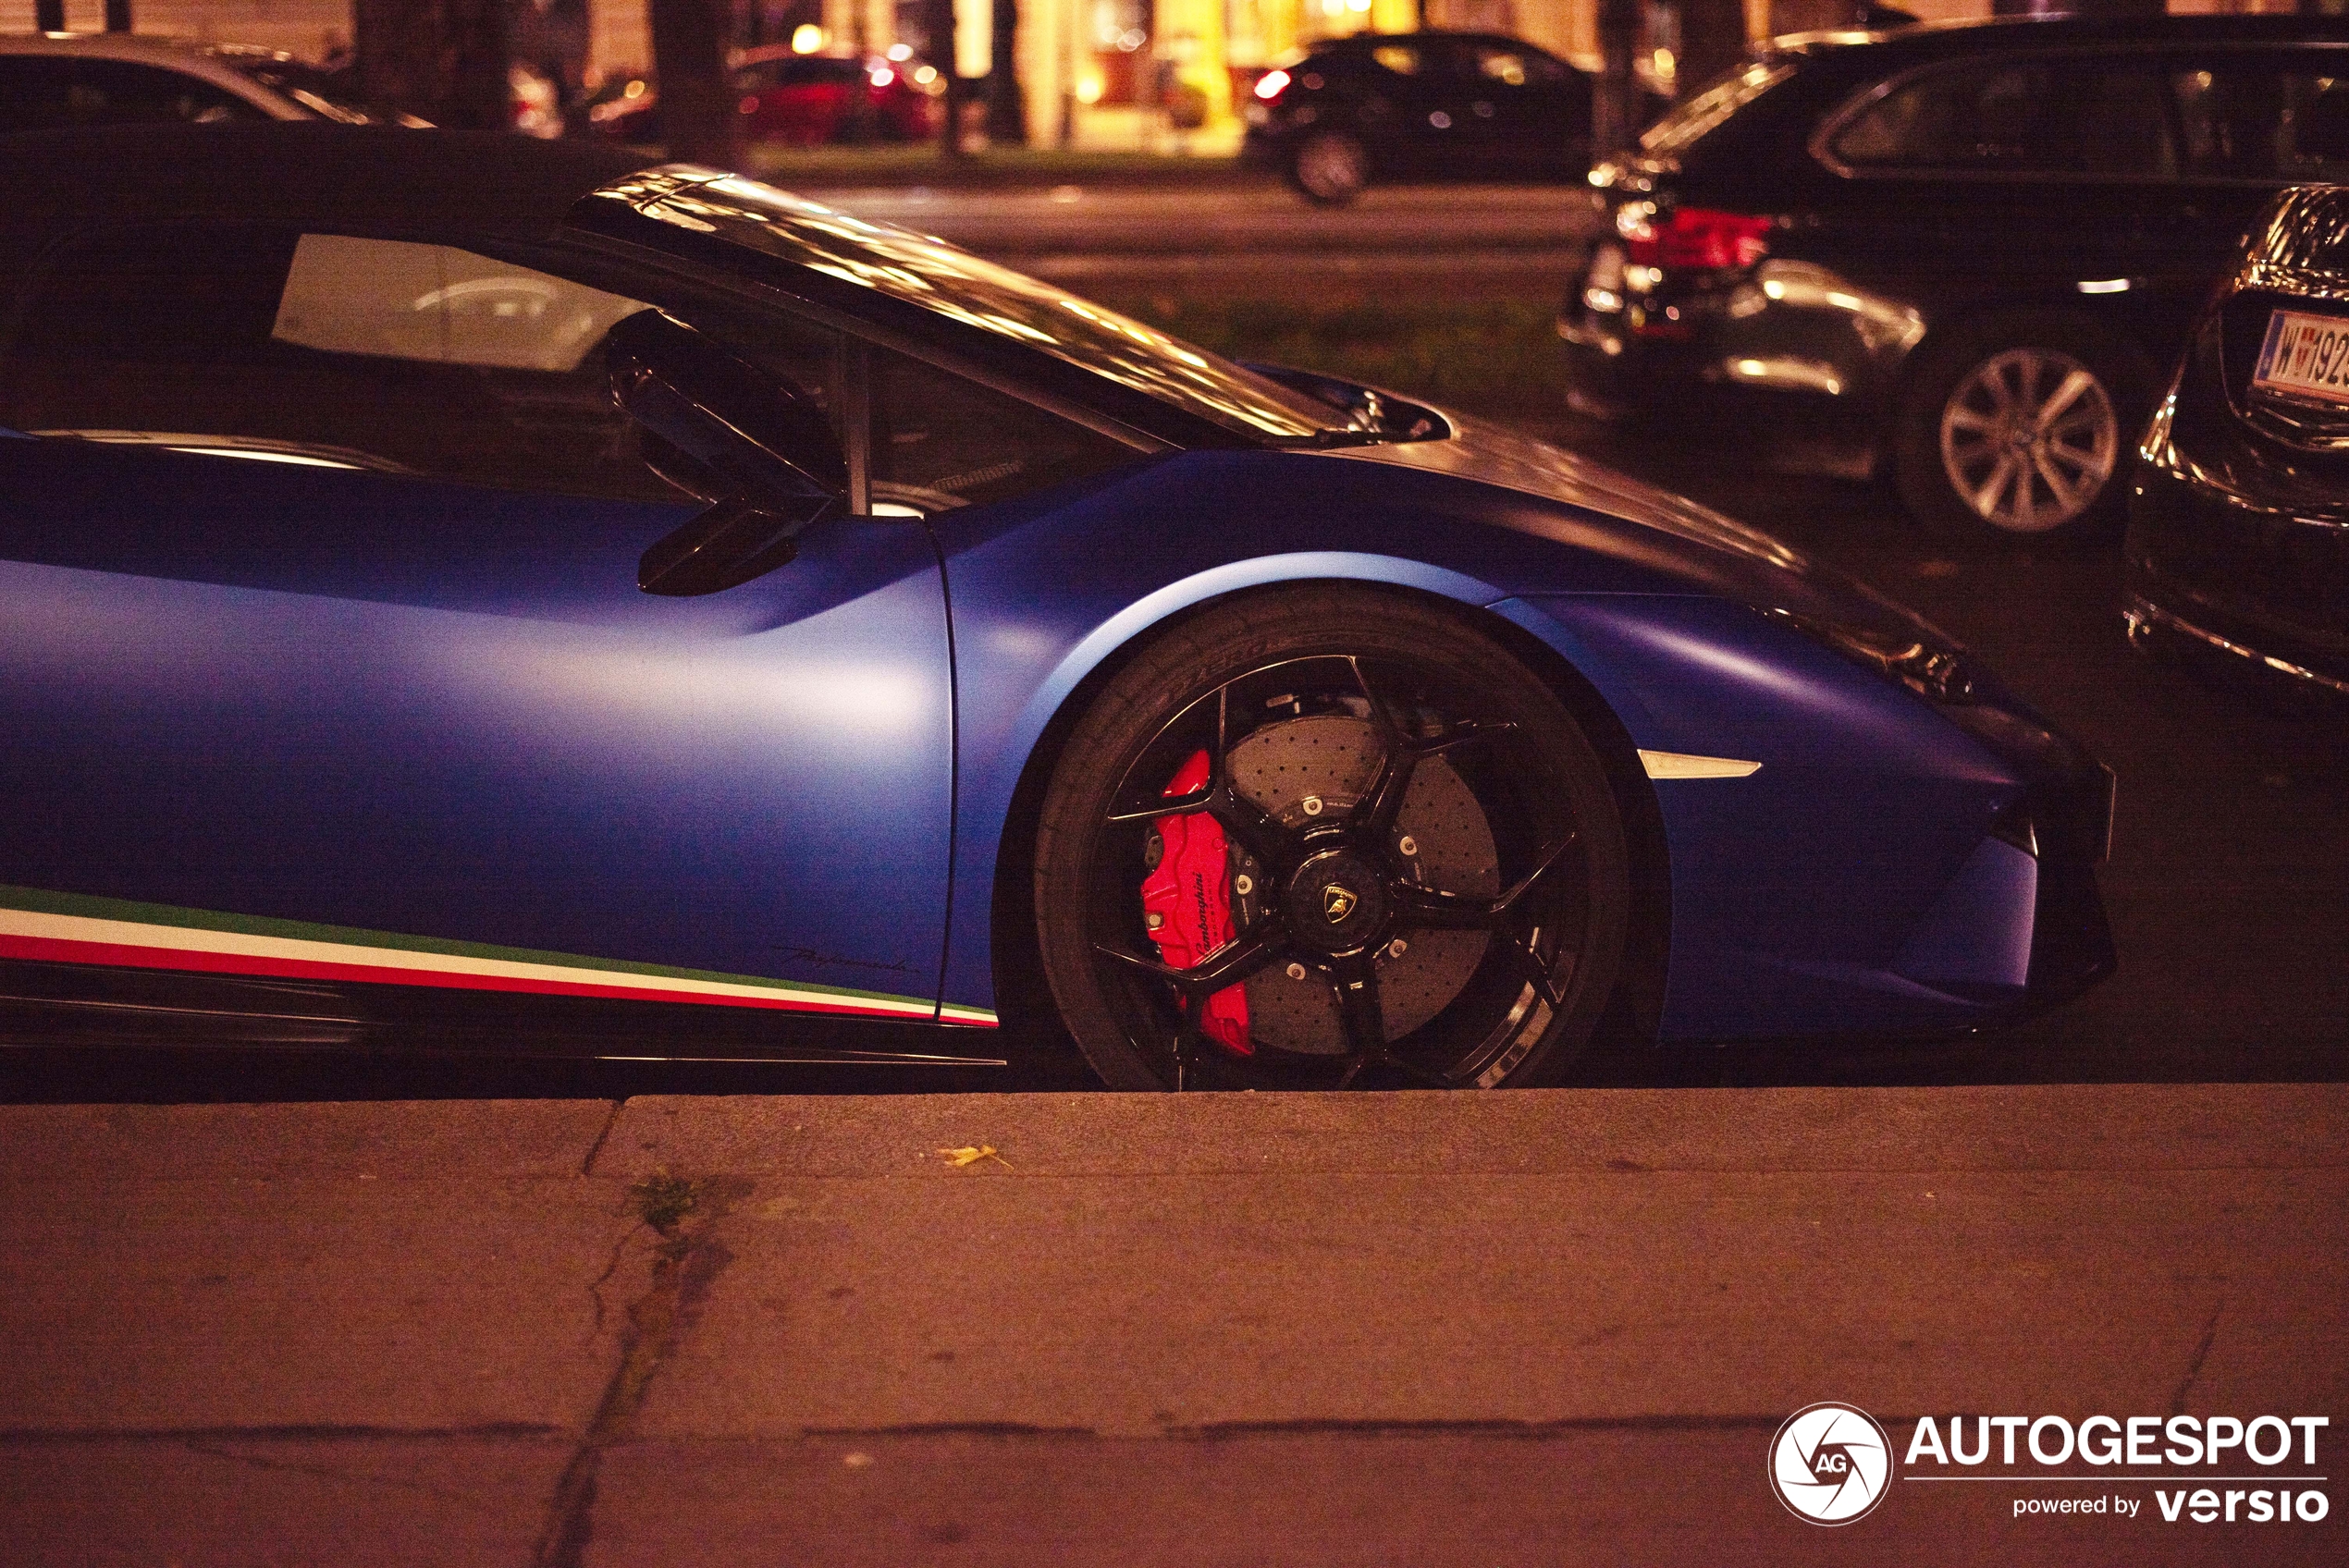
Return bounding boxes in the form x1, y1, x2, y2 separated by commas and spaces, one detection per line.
1035, 587, 1630, 1091
1287, 130, 1369, 205
1893, 312, 2153, 545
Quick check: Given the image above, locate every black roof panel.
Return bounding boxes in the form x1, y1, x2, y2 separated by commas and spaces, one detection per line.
1779, 12, 2349, 64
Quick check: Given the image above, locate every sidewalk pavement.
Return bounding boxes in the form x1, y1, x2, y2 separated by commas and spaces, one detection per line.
2, 1084, 2343, 1565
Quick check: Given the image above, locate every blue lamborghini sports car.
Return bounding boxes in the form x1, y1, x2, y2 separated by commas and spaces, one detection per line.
0, 127, 2114, 1089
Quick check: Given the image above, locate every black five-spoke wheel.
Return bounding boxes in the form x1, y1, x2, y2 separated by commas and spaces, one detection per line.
1036, 589, 1629, 1090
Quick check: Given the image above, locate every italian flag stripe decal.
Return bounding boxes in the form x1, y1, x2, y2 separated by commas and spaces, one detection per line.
0, 884, 996, 1027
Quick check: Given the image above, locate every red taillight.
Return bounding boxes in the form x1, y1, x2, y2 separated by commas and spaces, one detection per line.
1624, 207, 1773, 272
1254, 67, 1291, 101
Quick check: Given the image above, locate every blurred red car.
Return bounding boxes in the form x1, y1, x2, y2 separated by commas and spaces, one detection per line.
582, 50, 939, 146
733, 48, 937, 144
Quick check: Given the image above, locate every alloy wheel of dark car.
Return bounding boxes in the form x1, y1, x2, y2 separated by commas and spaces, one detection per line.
1034, 590, 1629, 1090
1290, 131, 1370, 205
1935, 347, 2118, 535
1896, 315, 2148, 544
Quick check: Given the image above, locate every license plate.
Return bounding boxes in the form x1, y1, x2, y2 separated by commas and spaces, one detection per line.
2251, 308, 2349, 408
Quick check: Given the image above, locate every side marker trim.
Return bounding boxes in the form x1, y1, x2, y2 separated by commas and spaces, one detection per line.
1639, 749, 1764, 779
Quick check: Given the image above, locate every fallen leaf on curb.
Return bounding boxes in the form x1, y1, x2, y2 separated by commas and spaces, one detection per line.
938, 1145, 1013, 1170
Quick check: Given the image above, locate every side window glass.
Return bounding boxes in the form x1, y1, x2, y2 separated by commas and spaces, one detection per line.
1833, 61, 2056, 172
2174, 67, 2266, 178
2174, 64, 2349, 182
2059, 66, 2176, 178
0, 58, 79, 132
270, 234, 646, 372
0, 57, 259, 130
74, 59, 263, 124
2283, 74, 2349, 178
0, 224, 842, 502
867, 350, 1138, 514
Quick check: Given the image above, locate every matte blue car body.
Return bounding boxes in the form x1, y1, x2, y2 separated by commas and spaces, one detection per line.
0, 135, 2111, 1056
0, 408, 2094, 1047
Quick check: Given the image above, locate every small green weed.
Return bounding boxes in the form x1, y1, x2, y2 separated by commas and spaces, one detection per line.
1099, 297, 1571, 419
627, 1171, 701, 1236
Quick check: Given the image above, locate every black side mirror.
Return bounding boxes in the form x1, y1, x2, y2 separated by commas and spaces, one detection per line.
608, 310, 847, 595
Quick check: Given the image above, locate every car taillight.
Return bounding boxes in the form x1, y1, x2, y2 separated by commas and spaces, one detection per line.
1624, 207, 1773, 272
1254, 67, 1291, 101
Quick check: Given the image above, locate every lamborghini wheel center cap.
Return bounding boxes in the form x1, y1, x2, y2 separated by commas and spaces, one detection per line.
1287, 850, 1385, 954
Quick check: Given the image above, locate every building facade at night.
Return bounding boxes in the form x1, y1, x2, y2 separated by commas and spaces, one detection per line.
5, 0, 2301, 150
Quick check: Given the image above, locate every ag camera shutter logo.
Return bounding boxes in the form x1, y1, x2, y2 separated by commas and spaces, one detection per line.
1770, 1402, 1894, 1525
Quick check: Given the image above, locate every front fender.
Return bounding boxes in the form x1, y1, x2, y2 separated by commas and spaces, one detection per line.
1503, 593, 2046, 1041
930, 447, 2066, 1043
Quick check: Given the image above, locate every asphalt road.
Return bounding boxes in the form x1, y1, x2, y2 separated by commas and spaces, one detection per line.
806, 180, 1596, 294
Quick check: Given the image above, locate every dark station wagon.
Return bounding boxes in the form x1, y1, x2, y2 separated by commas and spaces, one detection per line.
1561, 15, 2349, 542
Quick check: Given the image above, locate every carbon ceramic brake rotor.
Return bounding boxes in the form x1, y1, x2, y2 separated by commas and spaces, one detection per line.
1225, 714, 1496, 1054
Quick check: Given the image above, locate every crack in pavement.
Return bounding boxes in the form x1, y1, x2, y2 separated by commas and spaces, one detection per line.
578, 1098, 627, 1179
0, 1423, 561, 1444
180, 1438, 488, 1505
584, 1226, 651, 1341
1169, 1414, 1793, 1439
2170, 1300, 2225, 1417
784, 1412, 1986, 1444
532, 1171, 750, 1568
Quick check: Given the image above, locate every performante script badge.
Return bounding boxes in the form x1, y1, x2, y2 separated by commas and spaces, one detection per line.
1322, 885, 1359, 922
1770, 1403, 1894, 1525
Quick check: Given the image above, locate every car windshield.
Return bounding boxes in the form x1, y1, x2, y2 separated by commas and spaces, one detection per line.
205, 49, 383, 125
617, 172, 1355, 441
1641, 58, 1796, 155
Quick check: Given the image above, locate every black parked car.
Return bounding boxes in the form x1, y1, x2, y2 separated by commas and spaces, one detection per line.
1244, 31, 1593, 203
1560, 16, 2349, 543
2127, 182, 2349, 707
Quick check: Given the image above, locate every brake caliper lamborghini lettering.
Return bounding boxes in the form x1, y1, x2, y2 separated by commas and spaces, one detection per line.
1138, 748, 1252, 1053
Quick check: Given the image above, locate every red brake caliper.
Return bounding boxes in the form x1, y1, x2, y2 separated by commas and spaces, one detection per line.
1138, 748, 1253, 1054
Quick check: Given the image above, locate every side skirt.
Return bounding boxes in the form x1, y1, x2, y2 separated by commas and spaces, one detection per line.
0, 958, 1005, 1068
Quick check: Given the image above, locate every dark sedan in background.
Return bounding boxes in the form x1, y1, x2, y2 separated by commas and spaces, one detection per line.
1561, 16, 2349, 543
2129, 181, 2349, 708
1244, 31, 1593, 203
0, 31, 407, 130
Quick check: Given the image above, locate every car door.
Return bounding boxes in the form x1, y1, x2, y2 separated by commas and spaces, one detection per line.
1353, 42, 1449, 174
0, 221, 965, 1031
